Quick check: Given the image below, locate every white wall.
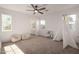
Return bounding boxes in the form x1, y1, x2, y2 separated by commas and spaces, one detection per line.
34, 12, 62, 36
1, 6, 79, 42
0, 7, 33, 42
35, 7, 79, 42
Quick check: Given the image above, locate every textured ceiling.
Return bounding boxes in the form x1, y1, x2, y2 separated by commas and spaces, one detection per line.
0, 4, 78, 14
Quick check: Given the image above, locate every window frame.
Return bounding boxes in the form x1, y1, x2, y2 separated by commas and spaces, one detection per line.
2, 14, 12, 32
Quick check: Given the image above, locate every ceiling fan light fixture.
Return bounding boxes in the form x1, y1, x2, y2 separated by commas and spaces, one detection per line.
34, 10, 38, 13
27, 4, 47, 14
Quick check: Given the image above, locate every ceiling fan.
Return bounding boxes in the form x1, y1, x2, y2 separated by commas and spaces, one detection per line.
27, 4, 47, 14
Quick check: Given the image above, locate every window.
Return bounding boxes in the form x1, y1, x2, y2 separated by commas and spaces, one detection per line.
64, 14, 76, 31
40, 20, 46, 29
40, 20, 45, 25
2, 14, 12, 32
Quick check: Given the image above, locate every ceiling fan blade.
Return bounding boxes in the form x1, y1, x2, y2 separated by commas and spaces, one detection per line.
38, 4, 47, 7
39, 8, 46, 11
31, 4, 35, 9
38, 11, 43, 14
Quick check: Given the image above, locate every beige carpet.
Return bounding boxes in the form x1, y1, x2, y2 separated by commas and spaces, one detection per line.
2, 36, 79, 54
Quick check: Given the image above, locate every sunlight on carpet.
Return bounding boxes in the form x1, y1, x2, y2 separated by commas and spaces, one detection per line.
4, 44, 24, 54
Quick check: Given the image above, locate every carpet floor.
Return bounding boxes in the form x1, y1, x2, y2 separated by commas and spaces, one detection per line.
2, 36, 79, 54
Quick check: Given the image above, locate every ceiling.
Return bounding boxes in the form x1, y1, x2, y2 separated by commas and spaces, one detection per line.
0, 4, 78, 14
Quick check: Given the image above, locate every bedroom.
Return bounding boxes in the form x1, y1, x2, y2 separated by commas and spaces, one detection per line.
0, 4, 79, 54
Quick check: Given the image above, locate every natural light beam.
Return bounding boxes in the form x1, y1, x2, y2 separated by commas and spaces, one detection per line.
4, 44, 24, 54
